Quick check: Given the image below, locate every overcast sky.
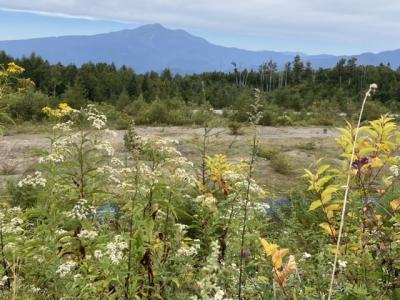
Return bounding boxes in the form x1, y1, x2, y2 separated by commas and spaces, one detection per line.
0, 0, 399, 55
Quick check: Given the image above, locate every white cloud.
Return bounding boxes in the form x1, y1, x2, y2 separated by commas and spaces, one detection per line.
0, 0, 399, 53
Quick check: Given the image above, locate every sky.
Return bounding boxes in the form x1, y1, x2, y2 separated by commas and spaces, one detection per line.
0, 1, 399, 55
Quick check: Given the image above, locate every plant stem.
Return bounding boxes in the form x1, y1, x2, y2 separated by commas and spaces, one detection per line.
125, 155, 140, 299
328, 84, 374, 299
238, 130, 257, 299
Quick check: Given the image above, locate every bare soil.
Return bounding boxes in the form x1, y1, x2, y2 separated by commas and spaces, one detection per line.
0, 126, 341, 195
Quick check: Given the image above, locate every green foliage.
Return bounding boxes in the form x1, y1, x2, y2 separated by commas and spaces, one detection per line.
256, 145, 292, 174
256, 145, 279, 160
270, 153, 292, 174
2, 51, 400, 128
6, 91, 51, 121
227, 121, 242, 135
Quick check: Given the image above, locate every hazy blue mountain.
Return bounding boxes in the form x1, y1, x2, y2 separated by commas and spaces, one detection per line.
0, 23, 399, 73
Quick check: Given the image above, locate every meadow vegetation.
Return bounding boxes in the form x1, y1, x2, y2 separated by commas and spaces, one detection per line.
0, 62, 400, 299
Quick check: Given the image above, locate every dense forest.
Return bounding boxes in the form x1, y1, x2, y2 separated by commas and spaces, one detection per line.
1, 50, 400, 126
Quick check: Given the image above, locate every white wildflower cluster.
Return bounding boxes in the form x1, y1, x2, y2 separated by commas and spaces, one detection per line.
39, 137, 73, 164
141, 136, 181, 157
33, 255, 45, 263
17, 171, 47, 188
139, 163, 162, 184
303, 252, 312, 259
73, 274, 83, 281
0, 208, 25, 235
97, 165, 122, 184
192, 240, 232, 300
202, 240, 220, 273
251, 201, 270, 214
64, 199, 95, 220
338, 260, 347, 269
111, 157, 124, 167
167, 156, 194, 168
39, 151, 65, 163
53, 120, 74, 132
94, 249, 104, 259
96, 161, 135, 191
56, 260, 77, 277
95, 141, 115, 156
234, 179, 265, 198
3, 217, 24, 234
0, 275, 8, 287
85, 104, 107, 130
175, 223, 189, 234
9, 206, 22, 214
77, 229, 98, 240
29, 285, 41, 293
177, 241, 200, 257
106, 235, 128, 264
173, 167, 197, 187
390, 165, 400, 177
194, 194, 218, 208
55, 229, 67, 236
4, 242, 16, 251
222, 170, 246, 183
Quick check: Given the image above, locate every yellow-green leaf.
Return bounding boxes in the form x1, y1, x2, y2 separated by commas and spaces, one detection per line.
272, 248, 289, 269
260, 238, 279, 256
390, 199, 400, 212
319, 223, 336, 238
309, 200, 322, 211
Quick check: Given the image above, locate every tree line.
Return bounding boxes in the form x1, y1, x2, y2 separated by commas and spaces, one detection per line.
1, 50, 400, 123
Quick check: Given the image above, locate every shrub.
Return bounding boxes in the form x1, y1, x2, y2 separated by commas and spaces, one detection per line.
275, 114, 294, 126
270, 153, 292, 174
227, 121, 242, 135
296, 141, 316, 151
114, 113, 132, 130
6, 91, 50, 121
256, 145, 279, 160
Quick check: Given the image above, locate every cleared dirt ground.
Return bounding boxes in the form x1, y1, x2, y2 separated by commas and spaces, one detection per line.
0, 126, 342, 195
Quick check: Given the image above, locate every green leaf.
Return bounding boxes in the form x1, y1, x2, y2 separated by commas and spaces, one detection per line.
309, 200, 322, 211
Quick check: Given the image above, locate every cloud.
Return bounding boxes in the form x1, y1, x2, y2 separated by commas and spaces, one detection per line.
0, 0, 399, 53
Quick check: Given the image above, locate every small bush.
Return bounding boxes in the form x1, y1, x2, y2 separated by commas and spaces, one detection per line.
115, 113, 132, 130
6, 91, 50, 121
256, 146, 279, 160
257, 145, 292, 174
296, 141, 316, 151
275, 115, 293, 126
270, 153, 292, 174
228, 121, 242, 135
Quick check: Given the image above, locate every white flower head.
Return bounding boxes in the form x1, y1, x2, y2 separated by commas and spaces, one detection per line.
338, 260, 347, 269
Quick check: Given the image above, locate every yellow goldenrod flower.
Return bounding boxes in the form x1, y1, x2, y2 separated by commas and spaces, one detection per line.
58, 103, 72, 111
6, 62, 25, 74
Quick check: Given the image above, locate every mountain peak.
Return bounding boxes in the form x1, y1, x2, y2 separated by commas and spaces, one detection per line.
139, 23, 166, 30
0, 24, 399, 73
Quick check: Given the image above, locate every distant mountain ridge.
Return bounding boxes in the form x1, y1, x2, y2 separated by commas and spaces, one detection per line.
0, 23, 399, 73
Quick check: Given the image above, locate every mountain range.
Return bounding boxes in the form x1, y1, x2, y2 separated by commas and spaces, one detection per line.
0, 23, 399, 73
